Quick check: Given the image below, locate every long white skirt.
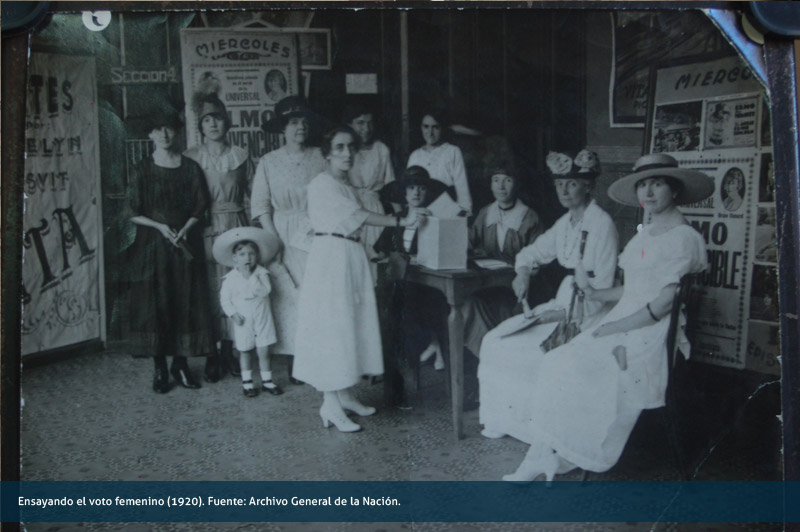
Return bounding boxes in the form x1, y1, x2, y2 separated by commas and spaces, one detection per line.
292, 236, 384, 391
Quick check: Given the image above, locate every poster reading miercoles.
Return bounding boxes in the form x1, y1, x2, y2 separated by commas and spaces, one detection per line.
22, 53, 104, 355
673, 151, 758, 369
180, 30, 301, 159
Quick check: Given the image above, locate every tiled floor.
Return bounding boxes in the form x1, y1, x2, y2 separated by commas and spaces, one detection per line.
18, 348, 783, 531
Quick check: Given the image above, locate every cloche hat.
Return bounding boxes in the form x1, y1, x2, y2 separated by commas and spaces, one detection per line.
379, 166, 449, 206
608, 153, 715, 207
212, 227, 281, 268
261, 95, 325, 134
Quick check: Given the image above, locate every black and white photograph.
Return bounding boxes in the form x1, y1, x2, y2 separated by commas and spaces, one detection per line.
720, 167, 746, 212
759, 151, 775, 202
749, 265, 779, 323
3, 2, 798, 530
755, 206, 778, 263
651, 102, 702, 153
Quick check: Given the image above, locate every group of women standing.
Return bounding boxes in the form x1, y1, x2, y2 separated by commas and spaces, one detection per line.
125, 91, 714, 480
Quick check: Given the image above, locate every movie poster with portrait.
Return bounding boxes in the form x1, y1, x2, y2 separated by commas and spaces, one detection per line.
179, 29, 301, 160
649, 55, 776, 372
22, 53, 105, 355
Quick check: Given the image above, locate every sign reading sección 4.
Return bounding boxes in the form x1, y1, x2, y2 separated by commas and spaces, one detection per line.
108, 66, 179, 85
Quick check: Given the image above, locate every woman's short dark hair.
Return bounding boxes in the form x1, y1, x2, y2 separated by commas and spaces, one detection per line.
635, 175, 684, 196
419, 107, 449, 129
321, 125, 361, 157
232, 240, 259, 255
342, 101, 371, 125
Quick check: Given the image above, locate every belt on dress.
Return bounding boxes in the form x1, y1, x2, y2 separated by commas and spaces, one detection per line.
314, 232, 360, 243
564, 268, 594, 278
211, 202, 245, 214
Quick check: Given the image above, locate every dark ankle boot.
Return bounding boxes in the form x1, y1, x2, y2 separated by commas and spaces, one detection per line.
204, 354, 222, 383
153, 357, 171, 394
170, 357, 200, 389
287, 356, 304, 385
221, 340, 240, 377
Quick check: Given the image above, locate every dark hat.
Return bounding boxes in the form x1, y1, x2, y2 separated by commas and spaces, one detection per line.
608, 153, 715, 207
262, 96, 322, 134
126, 100, 184, 138
380, 166, 449, 205
545, 149, 601, 180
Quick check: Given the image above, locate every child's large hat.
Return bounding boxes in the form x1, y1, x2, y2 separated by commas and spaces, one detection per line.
212, 227, 281, 267
608, 153, 715, 207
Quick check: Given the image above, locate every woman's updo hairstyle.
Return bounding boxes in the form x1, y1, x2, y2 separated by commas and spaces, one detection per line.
321, 125, 361, 158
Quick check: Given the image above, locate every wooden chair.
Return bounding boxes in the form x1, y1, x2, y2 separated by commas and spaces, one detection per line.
581, 272, 700, 481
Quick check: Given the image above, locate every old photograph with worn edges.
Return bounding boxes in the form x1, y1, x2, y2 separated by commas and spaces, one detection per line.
6, 2, 796, 530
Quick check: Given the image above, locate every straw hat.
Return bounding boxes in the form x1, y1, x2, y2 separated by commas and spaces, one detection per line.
212, 227, 281, 267
608, 153, 715, 207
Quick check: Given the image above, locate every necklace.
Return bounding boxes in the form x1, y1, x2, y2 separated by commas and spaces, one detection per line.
498, 201, 515, 211
562, 215, 584, 262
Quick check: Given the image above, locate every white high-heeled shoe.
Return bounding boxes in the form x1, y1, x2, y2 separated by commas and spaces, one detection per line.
481, 428, 507, 439
337, 391, 376, 417
320, 403, 362, 433
502, 450, 560, 484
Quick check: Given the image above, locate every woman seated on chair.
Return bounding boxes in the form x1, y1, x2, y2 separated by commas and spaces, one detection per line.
373, 166, 448, 405
478, 149, 619, 438
461, 158, 543, 358
497, 153, 712, 482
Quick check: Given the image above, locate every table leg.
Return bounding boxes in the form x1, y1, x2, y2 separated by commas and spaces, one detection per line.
447, 302, 465, 440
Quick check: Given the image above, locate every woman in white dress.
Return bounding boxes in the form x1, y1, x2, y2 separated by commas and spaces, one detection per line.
250, 97, 326, 372
344, 102, 395, 279
500, 153, 713, 481
292, 126, 428, 433
479, 150, 619, 439
407, 108, 472, 215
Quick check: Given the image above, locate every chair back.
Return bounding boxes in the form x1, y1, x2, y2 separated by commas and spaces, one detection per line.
666, 273, 699, 369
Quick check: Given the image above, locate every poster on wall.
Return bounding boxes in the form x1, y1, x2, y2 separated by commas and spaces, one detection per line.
179, 29, 301, 160
609, 11, 728, 127
646, 55, 776, 372
21, 53, 105, 356
671, 151, 758, 370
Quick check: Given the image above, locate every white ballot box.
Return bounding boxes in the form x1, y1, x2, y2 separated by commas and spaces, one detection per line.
416, 217, 468, 270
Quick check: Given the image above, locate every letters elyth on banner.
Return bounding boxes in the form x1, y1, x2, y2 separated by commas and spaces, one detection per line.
22, 53, 105, 355
179, 29, 301, 159
647, 55, 777, 374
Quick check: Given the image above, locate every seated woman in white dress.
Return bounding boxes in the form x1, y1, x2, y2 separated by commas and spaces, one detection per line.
500, 153, 713, 482
479, 149, 619, 439
292, 126, 428, 433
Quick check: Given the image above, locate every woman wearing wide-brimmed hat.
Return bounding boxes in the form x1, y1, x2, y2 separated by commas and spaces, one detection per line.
478, 149, 619, 437
250, 96, 327, 373
499, 152, 711, 482
125, 102, 216, 393
184, 90, 254, 380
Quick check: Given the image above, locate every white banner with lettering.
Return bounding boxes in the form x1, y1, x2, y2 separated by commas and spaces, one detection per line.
179, 29, 301, 160
22, 53, 104, 355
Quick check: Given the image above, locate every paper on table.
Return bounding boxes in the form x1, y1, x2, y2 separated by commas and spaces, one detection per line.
426, 192, 462, 219
473, 258, 511, 270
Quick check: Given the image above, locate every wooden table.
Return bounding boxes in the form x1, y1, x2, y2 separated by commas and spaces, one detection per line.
405, 264, 516, 439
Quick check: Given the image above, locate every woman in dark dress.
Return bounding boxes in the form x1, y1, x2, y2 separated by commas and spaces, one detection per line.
374, 166, 447, 406
127, 106, 217, 393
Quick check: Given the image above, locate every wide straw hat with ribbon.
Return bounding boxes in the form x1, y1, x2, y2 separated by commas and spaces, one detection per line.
212, 227, 281, 268
608, 153, 715, 207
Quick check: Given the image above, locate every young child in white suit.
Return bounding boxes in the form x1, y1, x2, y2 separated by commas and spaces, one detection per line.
213, 227, 282, 397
